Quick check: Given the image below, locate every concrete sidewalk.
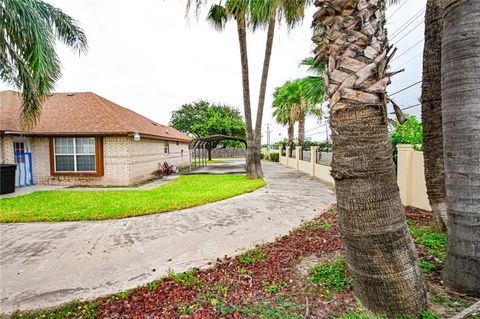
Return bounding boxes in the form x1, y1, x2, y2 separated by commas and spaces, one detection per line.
0, 162, 335, 313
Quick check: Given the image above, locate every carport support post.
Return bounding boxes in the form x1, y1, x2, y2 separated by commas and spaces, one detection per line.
295, 146, 301, 170
286, 146, 290, 167
310, 146, 318, 177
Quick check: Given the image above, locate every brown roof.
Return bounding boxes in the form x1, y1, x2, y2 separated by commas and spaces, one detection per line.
0, 90, 191, 142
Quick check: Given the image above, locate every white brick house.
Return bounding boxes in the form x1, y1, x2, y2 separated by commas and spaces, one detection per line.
0, 91, 191, 186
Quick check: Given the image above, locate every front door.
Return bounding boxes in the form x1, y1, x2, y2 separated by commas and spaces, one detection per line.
13, 139, 34, 187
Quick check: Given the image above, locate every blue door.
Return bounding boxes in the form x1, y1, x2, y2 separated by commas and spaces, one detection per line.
14, 152, 34, 187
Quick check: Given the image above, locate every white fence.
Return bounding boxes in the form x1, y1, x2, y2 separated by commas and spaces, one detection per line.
279, 145, 431, 211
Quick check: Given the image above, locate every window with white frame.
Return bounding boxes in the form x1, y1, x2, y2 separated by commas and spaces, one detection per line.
54, 137, 96, 172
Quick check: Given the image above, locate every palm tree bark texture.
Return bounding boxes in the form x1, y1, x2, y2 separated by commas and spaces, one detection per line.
441, 0, 480, 297
253, 15, 276, 179
235, 14, 258, 179
421, 0, 448, 230
312, 0, 428, 316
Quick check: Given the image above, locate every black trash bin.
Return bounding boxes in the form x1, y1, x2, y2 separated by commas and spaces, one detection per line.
0, 164, 17, 194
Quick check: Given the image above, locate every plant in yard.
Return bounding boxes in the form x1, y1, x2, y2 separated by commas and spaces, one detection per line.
441, 0, 480, 296
421, 0, 447, 230
308, 257, 352, 297
167, 268, 201, 289
238, 248, 266, 264
312, 0, 428, 316
169, 100, 246, 160
0, 0, 87, 127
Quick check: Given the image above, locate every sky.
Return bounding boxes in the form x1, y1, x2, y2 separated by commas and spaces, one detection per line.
0, 0, 426, 144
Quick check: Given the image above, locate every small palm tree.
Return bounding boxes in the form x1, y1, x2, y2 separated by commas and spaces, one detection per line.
0, 0, 87, 127
272, 83, 296, 146
272, 79, 322, 147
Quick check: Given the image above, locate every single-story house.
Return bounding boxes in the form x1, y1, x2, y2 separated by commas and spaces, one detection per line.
0, 90, 191, 186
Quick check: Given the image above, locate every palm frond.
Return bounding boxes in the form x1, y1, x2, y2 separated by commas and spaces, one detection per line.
0, 0, 87, 127
207, 4, 229, 30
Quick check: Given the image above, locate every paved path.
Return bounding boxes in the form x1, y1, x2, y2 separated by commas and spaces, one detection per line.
0, 162, 335, 313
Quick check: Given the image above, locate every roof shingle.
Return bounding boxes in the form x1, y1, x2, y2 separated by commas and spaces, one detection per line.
0, 91, 191, 142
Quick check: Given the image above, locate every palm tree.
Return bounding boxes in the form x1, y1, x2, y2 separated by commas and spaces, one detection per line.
0, 0, 87, 127
252, 0, 312, 178
441, 0, 480, 297
312, 0, 428, 316
272, 79, 322, 147
421, 0, 447, 230
272, 87, 295, 146
300, 56, 326, 104
189, 0, 312, 178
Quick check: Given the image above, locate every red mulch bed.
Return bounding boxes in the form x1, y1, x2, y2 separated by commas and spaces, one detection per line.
19, 206, 479, 318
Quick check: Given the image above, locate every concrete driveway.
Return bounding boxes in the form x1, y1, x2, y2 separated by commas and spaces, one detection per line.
0, 161, 335, 313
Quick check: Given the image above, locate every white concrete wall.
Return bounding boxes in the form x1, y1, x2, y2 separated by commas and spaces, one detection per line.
278, 145, 429, 210
280, 146, 334, 185
397, 144, 431, 211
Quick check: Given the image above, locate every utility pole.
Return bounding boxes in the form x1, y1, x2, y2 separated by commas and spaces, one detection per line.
265, 123, 272, 151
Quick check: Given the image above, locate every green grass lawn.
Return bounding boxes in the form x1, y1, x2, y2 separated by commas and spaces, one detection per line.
0, 175, 266, 223
206, 159, 224, 164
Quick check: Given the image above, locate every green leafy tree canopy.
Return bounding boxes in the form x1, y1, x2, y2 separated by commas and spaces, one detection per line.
169, 100, 246, 140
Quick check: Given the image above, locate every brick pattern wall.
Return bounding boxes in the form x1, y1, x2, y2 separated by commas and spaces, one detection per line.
17, 135, 191, 186
128, 138, 190, 184
0, 135, 14, 164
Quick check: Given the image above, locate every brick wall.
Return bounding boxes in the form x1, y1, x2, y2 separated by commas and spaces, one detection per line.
0, 135, 14, 164
20, 135, 190, 186
128, 138, 190, 184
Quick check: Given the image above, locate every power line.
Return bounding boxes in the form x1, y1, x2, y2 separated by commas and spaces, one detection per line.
391, 38, 424, 63
387, 0, 411, 20
394, 52, 423, 69
389, 80, 422, 97
389, 8, 425, 39
389, 103, 421, 114
392, 20, 424, 44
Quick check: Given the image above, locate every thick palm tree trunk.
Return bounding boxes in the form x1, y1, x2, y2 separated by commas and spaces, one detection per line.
288, 121, 294, 146
421, 0, 447, 230
297, 106, 305, 147
441, 0, 480, 296
236, 15, 257, 179
313, 0, 428, 315
253, 15, 276, 178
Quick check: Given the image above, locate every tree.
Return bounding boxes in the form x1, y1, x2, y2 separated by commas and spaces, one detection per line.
312, 0, 428, 316
421, 0, 447, 230
272, 79, 322, 147
0, 0, 87, 127
251, 0, 312, 178
169, 100, 246, 160
272, 82, 296, 146
441, 0, 480, 297
189, 0, 312, 179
